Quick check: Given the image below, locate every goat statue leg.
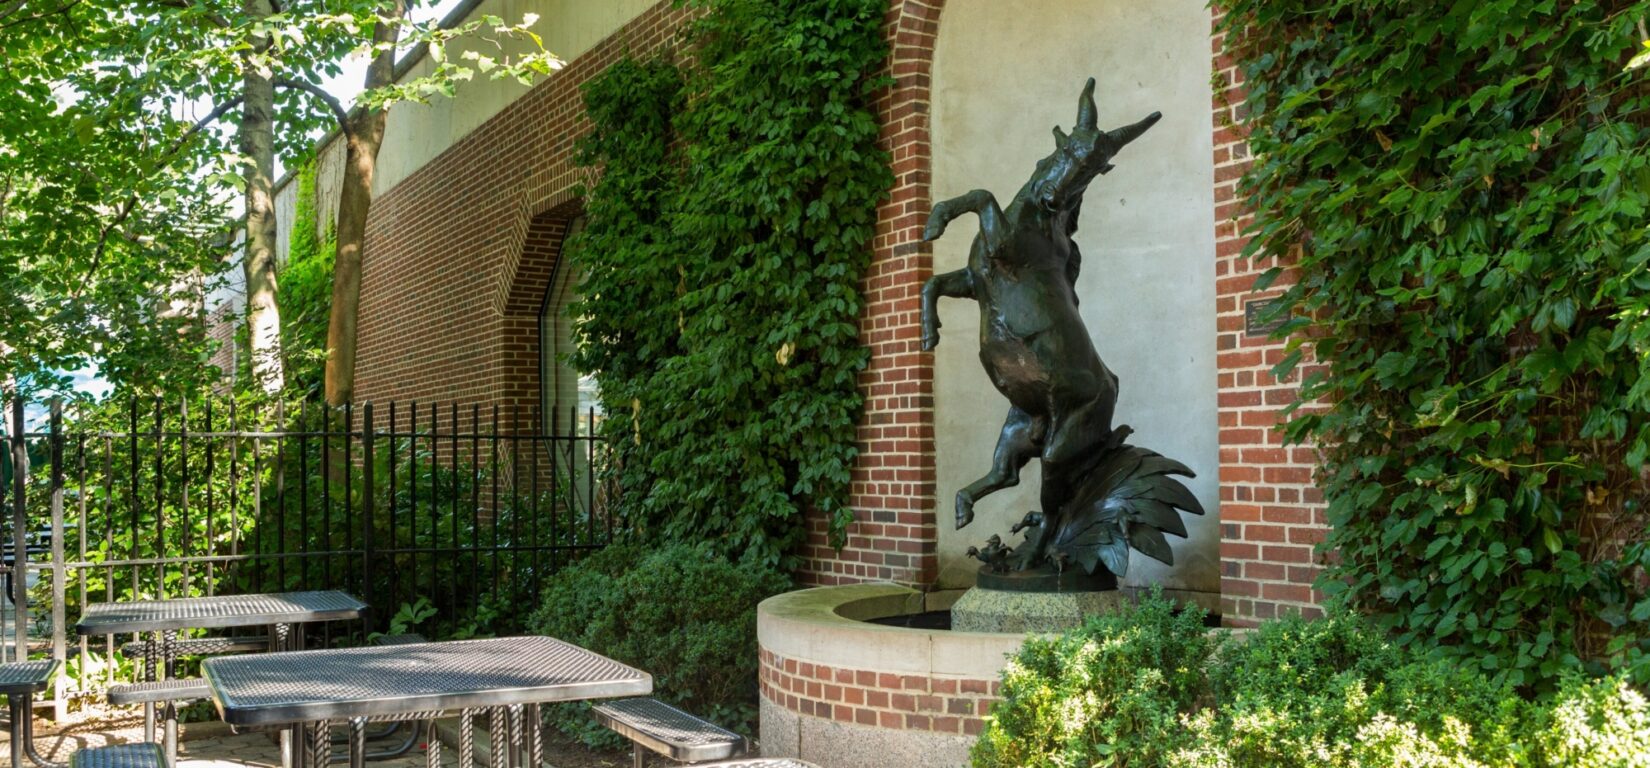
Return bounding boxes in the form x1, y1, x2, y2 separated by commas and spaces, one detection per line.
920, 268, 973, 351
923, 189, 1007, 244
956, 408, 1045, 530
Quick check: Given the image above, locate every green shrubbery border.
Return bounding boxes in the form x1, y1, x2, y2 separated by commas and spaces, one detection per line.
974, 594, 1650, 768
567, 0, 892, 568
1219, 1, 1650, 688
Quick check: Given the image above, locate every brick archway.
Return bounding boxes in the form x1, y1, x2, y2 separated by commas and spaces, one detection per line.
494, 199, 586, 427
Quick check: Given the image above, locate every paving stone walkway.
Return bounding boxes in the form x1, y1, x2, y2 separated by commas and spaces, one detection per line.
7, 713, 449, 767
4, 710, 667, 767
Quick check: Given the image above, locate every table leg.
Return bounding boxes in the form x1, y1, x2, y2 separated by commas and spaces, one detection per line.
280, 725, 296, 768
160, 629, 177, 679
142, 633, 158, 744
143, 633, 157, 682
163, 703, 178, 768
524, 704, 542, 768
507, 705, 524, 768
274, 623, 291, 652
309, 721, 331, 768
15, 690, 67, 768
489, 708, 507, 768
348, 718, 366, 768
425, 721, 442, 768
10, 695, 28, 768
458, 709, 475, 768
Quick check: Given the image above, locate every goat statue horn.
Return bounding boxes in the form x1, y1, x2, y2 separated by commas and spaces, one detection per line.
1076, 77, 1098, 130
1106, 111, 1163, 149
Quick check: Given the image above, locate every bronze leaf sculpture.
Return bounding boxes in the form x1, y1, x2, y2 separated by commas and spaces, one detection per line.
922, 78, 1203, 581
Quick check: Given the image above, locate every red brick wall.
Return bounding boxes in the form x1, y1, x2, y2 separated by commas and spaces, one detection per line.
1210, 9, 1327, 625
759, 647, 999, 737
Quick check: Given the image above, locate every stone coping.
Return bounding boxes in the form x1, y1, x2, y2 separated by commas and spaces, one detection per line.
756, 583, 1027, 680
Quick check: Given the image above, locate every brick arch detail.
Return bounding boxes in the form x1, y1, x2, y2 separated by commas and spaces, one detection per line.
354, 0, 695, 407
502, 198, 585, 319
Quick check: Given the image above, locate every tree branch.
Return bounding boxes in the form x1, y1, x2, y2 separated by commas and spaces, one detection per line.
276, 78, 352, 133
0, 0, 85, 30
0, 0, 29, 22
164, 94, 244, 158
80, 95, 244, 294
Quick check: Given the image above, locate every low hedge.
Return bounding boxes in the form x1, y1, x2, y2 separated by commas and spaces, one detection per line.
974, 592, 1650, 767
527, 541, 791, 748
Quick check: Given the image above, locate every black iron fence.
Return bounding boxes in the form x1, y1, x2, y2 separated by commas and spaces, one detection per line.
1, 396, 612, 713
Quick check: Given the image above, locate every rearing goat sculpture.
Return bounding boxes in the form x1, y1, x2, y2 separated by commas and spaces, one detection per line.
922, 78, 1203, 580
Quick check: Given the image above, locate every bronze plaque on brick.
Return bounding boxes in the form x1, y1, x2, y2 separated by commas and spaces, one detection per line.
1244, 298, 1289, 337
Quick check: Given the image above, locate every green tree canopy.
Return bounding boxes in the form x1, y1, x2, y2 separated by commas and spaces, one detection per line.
0, 0, 557, 400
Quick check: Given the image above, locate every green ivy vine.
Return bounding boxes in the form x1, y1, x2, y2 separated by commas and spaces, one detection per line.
279, 156, 335, 397
567, 0, 892, 567
1219, 1, 1650, 689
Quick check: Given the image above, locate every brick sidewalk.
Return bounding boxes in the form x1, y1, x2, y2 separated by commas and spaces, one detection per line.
6, 713, 450, 767
5, 710, 658, 767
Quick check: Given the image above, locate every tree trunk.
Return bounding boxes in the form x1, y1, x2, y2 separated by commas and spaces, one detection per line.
323, 0, 404, 407
240, 0, 283, 396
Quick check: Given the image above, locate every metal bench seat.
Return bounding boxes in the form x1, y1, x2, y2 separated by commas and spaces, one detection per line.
118, 635, 270, 659
69, 743, 166, 768
0, 659, 56, 695
107, 678, 211, 705
593, 697, 747, 766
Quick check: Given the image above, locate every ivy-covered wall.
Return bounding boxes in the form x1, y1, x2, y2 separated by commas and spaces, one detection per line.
568, 0, 893, 567
1220, 0, 1650, 688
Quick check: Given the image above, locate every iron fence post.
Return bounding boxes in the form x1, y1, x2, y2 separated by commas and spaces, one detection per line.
361, 403, 376, 634
50, 400, 66, 718
11, 397, 28, 662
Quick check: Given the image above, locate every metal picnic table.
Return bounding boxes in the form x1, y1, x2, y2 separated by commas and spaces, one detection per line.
74, 590, 368, 757
203, 635, 653, 768
74, 590, 368, 677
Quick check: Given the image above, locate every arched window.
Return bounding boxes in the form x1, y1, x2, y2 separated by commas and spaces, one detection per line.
538, 217, 599, 436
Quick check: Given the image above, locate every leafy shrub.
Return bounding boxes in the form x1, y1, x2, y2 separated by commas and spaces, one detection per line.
1532, 674, 1650, 768
975, 598, 1650, 767
1178, 614, 1524, 767
1218, 0, 1650, 689
528, 541, 791, 747
971, 591, 1214, 767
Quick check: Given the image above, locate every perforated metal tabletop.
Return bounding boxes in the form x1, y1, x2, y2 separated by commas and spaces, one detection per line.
203, 636, 653, 726
74, 591, 367, 635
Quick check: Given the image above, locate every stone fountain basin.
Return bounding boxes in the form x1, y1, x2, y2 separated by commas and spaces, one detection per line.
756, 583, 1027, 768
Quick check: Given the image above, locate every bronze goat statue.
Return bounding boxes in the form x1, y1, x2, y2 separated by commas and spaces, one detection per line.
922, 79, 1201, 577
